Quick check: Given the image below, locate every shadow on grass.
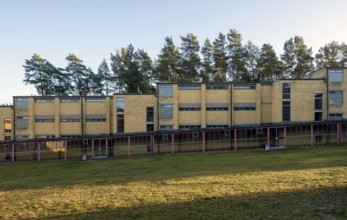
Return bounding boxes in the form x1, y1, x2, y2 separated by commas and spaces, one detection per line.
41, 186, 347, 220
1, 146, 347, 191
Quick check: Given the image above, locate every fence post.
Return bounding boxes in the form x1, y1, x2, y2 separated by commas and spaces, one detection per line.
64, 141, 67, 160
11, 143, 15, 162
202, 131, 205, 153
234, 129, 237, 151
37, 142, 41, 161
311, 124, 314, 146
171, 134, 175, 154
128, 136, 131, 156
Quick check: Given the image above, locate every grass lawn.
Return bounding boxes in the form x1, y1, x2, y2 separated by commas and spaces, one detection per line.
1, 146, 347, 219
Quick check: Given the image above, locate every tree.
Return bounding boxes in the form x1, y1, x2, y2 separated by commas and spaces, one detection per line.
281, 36, 314, 79
212, 33, 228, 81
201, 38, 216, 82
155, 36, 179, 82
179, 33, 201, 82
23, 54, 57, 96
227, 29, 247, 81
257, 44, 283, 81
243, 41, 260, 82
97, 59, 114, 95
65, 53, 91, 96
315, 41, 343, 68
110, 44, 155, 93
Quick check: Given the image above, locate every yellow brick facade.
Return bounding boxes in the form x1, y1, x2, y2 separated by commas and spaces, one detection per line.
0, 68, 346, 141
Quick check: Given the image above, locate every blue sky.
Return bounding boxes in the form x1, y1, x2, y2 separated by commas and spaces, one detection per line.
1, 0, 347, 104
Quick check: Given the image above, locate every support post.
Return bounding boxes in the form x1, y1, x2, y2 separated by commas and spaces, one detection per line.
64, 141, 67, 160
37, 143, 40, 161
128, 136, 131, 156
337, 123, 341, 145
234, 129, 237, 151
267, 128, 270, 147
105, 138, 108, 158
171, 134, 175, 154
283, 126, 287, 146
202, 131, 205, 153
92, 139, 94, 158
150, 135, 154, 156
11, 143, 15, 162
311, 124, 314, 146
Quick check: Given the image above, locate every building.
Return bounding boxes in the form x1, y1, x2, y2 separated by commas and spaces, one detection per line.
0, 67, 346, 142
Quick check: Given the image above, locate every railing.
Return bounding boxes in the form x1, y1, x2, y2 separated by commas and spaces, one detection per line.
1, 121, 346, 163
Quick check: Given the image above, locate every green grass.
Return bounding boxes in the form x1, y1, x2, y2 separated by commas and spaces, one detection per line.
1, 146, 347, 219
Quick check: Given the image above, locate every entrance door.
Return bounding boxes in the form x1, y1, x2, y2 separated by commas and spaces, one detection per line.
269, 127, 285, 147
93, 139, 107, 159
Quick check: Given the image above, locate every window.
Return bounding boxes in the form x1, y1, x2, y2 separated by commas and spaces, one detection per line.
160, 104, 173, 118
178, 85, 201, 90
179, 125, 201, 129
329, 91, 343, 105
178, 103, 201, 111
282, 83, 291, 99
16, 135, 29, 140
4, 136, 11, 140
282, 101, 290, 122
234, 103, 256, 111
160, 125, 173, 130
61, 98, 80, 103
86, 97, 106, 102
329, 68, 343, 82
315, 94, 323, 110
16, 116, 29, 129
159, 85, 173, 97
329, 113, 343, 121
206, 85, 228, 90
15, 98, 28, 109
146, 107, 154, 122
117, 114, 124, 132
315, 112, 322, 121
86, 115, 106, 122
234, 84, 256, 90
146, 124, 154, 131
4, 119, 11, 133
206, 103, 228, 111
35, 98, 54, 103
116, 97, 124, 112
35, 115, 55, 122
35, 135, 55, 139
60, 115, 80, 122
206, 124, 228, 128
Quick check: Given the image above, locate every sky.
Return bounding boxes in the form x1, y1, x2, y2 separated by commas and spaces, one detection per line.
0, 0, 347, 104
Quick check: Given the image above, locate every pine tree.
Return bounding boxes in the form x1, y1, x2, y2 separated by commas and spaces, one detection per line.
212, 33, 228, 81
201, 38, 216, 82
65, 53, 91, 96
179, 33, 201, 82
281, 36, 314, 79
244, 41, 260, 82
110, 45, 155, 94
315, 41, 343, 68
23, 54, 56, 96
97, 59, 114, 95
257, 44, 283, 81
227, 29, 247, 81
156, 37, 179, 82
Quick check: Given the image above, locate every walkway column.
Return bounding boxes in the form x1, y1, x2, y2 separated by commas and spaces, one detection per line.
202, 131, 205, 153
37, 142, 41, 161
128, 136, 131, 156
92, 139, 94, 158
171, 134, 175, 154
11, 143, 15, 162
283, 126, 287, 146
267, 128, 270, 147
234, 129, 237, 151
311, 124, 314, 146
64, 141, 67, 160
150, 135, 154, 156
105, 138, 108, 157
337, 123, 341, 145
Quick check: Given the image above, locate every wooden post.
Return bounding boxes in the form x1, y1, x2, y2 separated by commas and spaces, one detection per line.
202, 131, 205, 153
11, 143, 15, 162
64, 141, 67, 160
128, 136, 131, 156
311, 124, 314, 146
234, 129, 237, 151
171, 134, 175, 154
